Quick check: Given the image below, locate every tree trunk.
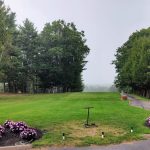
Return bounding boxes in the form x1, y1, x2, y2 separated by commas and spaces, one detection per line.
3, 82, 5, 93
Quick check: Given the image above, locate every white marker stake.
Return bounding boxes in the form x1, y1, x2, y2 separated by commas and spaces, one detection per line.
101, 132, 104, 138
62, 133, 65, 140
131, 127, 133, 133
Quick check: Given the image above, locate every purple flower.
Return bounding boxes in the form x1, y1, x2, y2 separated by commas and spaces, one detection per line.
0, 125, 5, 136
145, 117, 150, 127
20, 128, 37, 140
4, 120, 28, 133
4, 120, 15, 128
3, 120, 38, 140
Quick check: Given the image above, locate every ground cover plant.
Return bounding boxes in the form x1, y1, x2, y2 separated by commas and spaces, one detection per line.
145, 117, 150, 127
0, 92, 150, 147
0, 120, 42, 146
0, 125, 5, 138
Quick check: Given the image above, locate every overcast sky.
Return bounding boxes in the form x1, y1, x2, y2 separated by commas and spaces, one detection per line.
4, 0, 150, 86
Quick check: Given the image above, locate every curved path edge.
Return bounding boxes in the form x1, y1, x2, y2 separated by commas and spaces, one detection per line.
0, 144, 32, 150
127, 94, 150, 110
30, 140, 150, 150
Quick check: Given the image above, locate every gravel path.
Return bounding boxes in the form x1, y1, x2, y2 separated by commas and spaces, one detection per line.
127, 95, 150, 110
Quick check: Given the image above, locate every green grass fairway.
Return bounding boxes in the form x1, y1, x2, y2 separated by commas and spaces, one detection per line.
0, 92, 150, 147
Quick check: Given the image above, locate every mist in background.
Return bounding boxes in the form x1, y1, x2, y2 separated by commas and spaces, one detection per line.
4, 0, 150, 91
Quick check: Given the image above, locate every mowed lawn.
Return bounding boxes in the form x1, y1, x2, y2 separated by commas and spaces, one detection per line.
0, 92, 150, 147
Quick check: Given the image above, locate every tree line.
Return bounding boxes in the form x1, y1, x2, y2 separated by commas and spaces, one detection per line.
0, 1, 90, 93
113, 28, 150, 98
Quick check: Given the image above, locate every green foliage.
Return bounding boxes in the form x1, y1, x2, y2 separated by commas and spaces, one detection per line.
14, 19, 38, 93
38, 20, 89, 92
0, 1, 90, 93
113, 28, 150, 98
0, 0, 19, 92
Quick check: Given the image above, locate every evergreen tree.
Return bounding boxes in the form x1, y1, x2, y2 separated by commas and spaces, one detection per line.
0, 1, 90, 93
15, 19, 38, 93
0, 0, 18, 92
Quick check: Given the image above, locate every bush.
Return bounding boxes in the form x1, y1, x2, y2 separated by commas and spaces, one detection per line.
0, 125, 5, 137
4, 120, 27, 133
2, 120, 38, 141
10, 122, 27, 133
145, 117, 150, 127
4, 120, 15, 128
20, 128, 37, 141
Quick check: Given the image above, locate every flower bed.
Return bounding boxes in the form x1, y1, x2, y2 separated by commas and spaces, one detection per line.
0, 125, 5, 138
145, 117, 150, 127
0, 120, 42, 147
4, 120, 28, 133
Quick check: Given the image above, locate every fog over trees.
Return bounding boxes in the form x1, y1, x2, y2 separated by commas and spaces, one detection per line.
84, 84, 118, 92
0, 0, 149, 97
0, 1, 89, 93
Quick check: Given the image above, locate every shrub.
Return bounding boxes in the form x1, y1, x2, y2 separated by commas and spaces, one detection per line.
14, 122, 27, 132
0, 125, 5, 137
4, 120, 15, 128
20, 128, 37, 141
4, 120, 27, 133
2, 120, 38, 141
10, 121, 27, 133
146, 117, 150, 127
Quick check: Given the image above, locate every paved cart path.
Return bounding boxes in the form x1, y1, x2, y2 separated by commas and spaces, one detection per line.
127, 95, 150, 110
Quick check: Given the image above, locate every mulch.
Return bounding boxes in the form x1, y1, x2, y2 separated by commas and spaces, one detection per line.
0, 128, 42, 147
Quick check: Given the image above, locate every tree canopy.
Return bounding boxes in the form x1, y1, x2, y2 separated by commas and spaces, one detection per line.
0, 1, 90, 93
113, 28, 150, 98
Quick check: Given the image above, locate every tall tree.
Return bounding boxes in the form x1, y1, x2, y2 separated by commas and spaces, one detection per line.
113, 28, 150, 98
0, 1, 90, 93
39, 20, 90, 92
0, 0, 17, 92
16, 19, 38, 93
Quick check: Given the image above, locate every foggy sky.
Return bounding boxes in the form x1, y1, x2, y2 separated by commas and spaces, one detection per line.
4, 0, 150, 85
